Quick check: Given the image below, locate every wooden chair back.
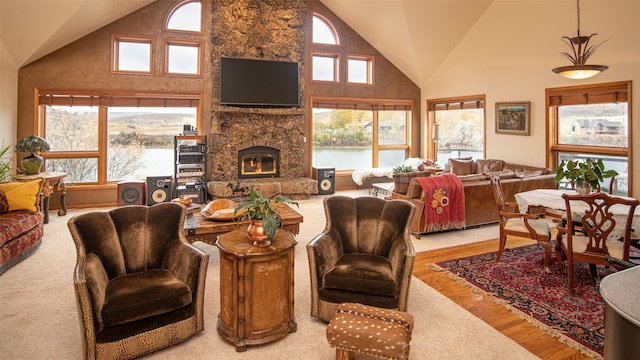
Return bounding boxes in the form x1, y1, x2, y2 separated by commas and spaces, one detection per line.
563, 192, 638, 259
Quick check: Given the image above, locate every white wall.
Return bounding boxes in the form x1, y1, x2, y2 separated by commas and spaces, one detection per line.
0, 37, 18, 155
422, 0, 640, 193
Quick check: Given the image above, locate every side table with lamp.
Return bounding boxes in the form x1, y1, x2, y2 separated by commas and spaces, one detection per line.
13, 135, 66, 224
12, 172, 67, 224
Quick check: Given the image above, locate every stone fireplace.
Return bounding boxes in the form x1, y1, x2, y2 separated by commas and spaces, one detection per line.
205, 0, 316, 199
238, 146, 280, 179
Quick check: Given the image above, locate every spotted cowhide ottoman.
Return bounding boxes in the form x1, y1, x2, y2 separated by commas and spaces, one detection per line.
326, 302, 414, 360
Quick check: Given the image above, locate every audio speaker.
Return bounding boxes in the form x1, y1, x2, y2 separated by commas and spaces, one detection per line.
146, 176, 173, 205
117, 180, 146, 206
313, 167, 335, 195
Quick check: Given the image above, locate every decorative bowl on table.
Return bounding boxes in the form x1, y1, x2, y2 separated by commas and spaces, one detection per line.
200, 199, 242, 221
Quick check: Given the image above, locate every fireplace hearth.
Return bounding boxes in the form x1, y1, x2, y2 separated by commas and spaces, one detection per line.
238, 146, 280, 179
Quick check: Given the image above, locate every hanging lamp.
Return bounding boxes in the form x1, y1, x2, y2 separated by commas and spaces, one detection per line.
552, 0, 608, 80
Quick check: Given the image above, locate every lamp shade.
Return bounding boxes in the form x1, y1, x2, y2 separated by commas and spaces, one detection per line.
14, 135, 50, 154
552, 64, 609, 80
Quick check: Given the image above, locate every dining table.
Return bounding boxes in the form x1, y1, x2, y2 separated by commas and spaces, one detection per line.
514, 188, 639, 240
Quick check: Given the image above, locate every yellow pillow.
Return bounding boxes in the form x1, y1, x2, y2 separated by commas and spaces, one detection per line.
0, 178, 43, 213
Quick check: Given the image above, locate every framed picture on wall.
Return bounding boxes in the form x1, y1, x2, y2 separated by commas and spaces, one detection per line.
495, 101, 530, 136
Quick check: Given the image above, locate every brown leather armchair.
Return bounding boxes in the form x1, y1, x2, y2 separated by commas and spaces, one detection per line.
307, 196, 416, 322
67, 203, 209, 360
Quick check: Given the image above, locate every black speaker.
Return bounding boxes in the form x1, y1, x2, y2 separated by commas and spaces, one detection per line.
117, 180, 146, 206
146, 176, 173, 205
313, 167, 335, 195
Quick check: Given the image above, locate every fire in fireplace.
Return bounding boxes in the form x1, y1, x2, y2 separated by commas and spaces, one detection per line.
238, 146, 280, 179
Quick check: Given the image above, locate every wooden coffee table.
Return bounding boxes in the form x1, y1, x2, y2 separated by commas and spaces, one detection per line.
184, 202, 303, 245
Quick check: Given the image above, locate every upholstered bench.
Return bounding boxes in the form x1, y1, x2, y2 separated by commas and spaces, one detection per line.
326, 303, 414, 360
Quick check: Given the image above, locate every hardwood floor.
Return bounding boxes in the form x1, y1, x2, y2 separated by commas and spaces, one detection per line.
412, 237, 593, 360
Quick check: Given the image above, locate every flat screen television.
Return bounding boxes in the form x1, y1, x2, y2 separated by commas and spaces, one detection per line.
220, 57, 300, 108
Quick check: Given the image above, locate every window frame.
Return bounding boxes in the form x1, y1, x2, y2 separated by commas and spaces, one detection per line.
164, 0, 204, 34
312, 13, 340, 46
36, 89, 201, 187
111, 34, 154, 75
426, 95, 486, 162
310, 96, 413, 173
346, 54, 374, 86
311, 51, 340, 83
546, 81, 632, 195
163, 39, 203, 77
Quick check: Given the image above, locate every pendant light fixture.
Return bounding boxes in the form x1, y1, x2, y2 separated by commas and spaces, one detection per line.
552, 0, 608, 80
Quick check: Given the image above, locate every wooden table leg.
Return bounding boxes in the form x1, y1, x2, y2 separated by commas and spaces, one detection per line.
42, 194, 50, 224
57, 182, 67, 216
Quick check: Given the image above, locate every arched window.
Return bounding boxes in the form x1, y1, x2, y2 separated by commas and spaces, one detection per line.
311, 14, 339, 83
312, 14, 338, 45
166, 0, 202, 33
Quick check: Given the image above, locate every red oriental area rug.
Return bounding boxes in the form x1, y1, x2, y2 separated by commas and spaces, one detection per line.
433, 244, 625, 359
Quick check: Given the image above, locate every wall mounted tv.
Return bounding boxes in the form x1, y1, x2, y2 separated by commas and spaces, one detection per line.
220, 57, 300, 108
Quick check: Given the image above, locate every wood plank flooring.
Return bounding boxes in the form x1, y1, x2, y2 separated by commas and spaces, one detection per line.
412, 237, 593, 360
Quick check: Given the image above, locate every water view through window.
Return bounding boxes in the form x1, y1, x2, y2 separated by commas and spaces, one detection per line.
44, 106, 196, 183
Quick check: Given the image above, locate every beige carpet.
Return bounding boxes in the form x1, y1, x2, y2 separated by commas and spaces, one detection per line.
0, 189, 538, 359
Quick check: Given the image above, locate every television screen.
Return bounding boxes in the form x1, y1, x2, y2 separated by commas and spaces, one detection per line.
220, 57, 300, 107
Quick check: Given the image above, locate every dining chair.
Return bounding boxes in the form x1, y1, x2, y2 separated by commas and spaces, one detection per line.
562, 177, 619, 234
555, 192, 639, 296
490, 175, 553, 273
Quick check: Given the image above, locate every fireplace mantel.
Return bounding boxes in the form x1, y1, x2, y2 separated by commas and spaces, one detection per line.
213, 105, 305, 115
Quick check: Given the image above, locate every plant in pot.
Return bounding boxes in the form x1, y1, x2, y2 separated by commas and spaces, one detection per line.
555, 157, 618, 195
391, 164, 419, 195
14, 135, 50, 175
0, 141, 14, 182
233, 186, 299, 246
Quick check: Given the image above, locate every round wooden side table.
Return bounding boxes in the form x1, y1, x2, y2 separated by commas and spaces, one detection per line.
215, 229, 297, 352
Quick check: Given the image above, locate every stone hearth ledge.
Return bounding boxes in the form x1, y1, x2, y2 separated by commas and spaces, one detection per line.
207, 177, 318, 200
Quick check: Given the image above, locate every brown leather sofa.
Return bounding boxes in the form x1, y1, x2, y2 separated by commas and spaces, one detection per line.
392, 159, 557, 234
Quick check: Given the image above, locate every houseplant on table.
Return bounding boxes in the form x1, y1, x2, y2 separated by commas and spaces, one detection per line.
234, 186, 298, 246
391, 164, 420, 195
14, 135, 50, 175
555, 157, 618, 194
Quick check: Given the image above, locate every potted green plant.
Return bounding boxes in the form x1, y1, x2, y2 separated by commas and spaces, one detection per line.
391, 164, 419, 195
555, 157, 618, 194
234, 186, 299, 245
0, 141, 14, 182
14, 135, 50, 175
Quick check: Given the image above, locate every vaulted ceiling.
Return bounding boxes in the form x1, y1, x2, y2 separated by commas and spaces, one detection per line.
1, 0, 492, 86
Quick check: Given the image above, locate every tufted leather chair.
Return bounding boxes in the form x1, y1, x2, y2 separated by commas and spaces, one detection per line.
307, 195, 416, 322
67, 203, 209, 360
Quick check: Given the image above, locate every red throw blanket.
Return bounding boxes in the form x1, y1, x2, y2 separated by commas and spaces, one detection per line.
415, 174, 465, 232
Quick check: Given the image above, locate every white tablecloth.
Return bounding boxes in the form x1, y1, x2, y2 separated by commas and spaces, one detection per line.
515, 189, 639, 239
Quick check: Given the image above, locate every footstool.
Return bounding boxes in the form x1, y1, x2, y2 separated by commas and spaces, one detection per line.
326, 303, 414, 360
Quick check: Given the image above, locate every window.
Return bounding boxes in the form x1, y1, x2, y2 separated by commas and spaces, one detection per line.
38, 92, 199, 185
164, 40, 202, 76
312, 14, 339, 45
312, 52, 339, 82
347, 55, 373, 85
165, 0, 202, 33
112, 35, 154, 74
547, 81, 631, 195
311, 97, 412, 171
427, 96, 485, 166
